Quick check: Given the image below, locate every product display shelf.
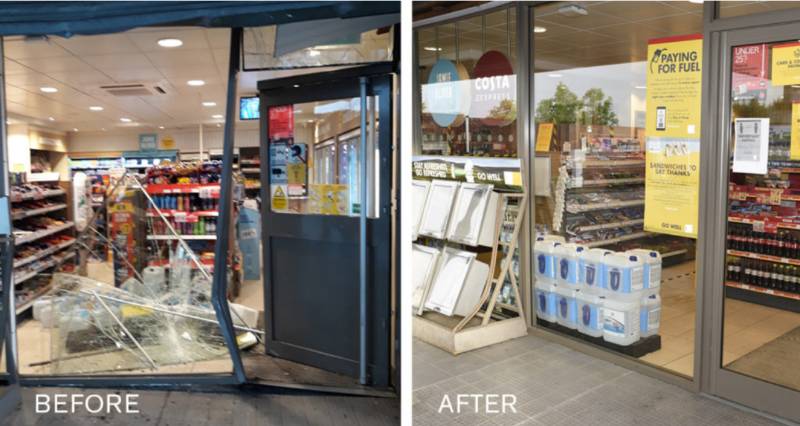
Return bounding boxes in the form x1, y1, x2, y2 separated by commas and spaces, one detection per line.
414, 190, 529, 355
556, 150, 649, 246
145, 183, 221, 196
727, 249, 800, 266
15, 222, 75, 245
14, 238, 75, 268
146, 235, 217, 241
239, 147, 261, 194
11, 203, 67, 220
9, 188, 65, 202
15, 283, 53, 315
725, 281, 800, 313
14, 251, 75, 286
146, 209, 219, 218
583, 231, 649, 248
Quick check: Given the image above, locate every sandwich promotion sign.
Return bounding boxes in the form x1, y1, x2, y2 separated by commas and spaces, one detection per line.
644, 34, 702, 239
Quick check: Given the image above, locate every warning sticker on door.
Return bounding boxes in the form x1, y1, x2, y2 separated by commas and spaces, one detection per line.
271, 185, 288, 211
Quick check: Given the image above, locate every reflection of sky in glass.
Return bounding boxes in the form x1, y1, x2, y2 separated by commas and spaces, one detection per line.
533, 61, 647, 128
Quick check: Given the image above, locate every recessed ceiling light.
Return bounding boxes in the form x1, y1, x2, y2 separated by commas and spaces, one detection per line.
547, 73, 563, 78
423, 46, 442, 52
120, 117, 132, 122
212, 114, 223, 119
48, 117, 55, 121
72, 128, 78, 132
533, 26, 547, 33
89, 106, 103, 111
293, 84, 300, 88
158, 125, 165, 129
157, 38, 183, 48
187, 80, 205, 86
202, 101, 217, 107
635, 85, 647, 89
40, 87, 58, 93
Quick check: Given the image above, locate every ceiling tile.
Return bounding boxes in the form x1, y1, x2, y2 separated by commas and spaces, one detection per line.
14, 56, 95, 74
82, 53, 156, 71
53, 33, 141, 56
126, 28, 210, 52
3, 39, 72, 59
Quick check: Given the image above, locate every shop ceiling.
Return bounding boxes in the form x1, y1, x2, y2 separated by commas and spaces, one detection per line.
4, 27, 269, 133
417, 1, 800, 73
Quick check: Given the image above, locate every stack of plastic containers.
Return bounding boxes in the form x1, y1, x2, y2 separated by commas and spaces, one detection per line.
535, 235, 663, 347
534, 236, 563, 323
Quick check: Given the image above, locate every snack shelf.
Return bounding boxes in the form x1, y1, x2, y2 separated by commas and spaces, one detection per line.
145, 183, 220, 195
146, 210, 219, 218
9, 189, 65, 202
583, 231, 649, 248
16, 222, 75, 245
727, 249, 800, 266
574, 219, 644, 233
725, 281, 800, 301
728, 185, 800, 203
728, 215, 800, 231
14, 238, 76, 268
146, 235, 217, 240
575, 177, 645, 187
12, 203, 67, 220
566, 199, 644, 213
15, 284, 54, 315
15, 251, 76, 286
568, 159, 645, 168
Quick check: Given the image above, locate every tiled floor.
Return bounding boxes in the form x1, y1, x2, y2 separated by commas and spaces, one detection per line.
412, 336, 786, 426
635, 261, 800, 377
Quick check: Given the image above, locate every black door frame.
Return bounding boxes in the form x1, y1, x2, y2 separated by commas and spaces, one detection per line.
258, 64, 395, 387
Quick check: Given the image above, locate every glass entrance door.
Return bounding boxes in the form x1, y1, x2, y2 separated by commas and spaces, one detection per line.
258, 68, 393, 387
712, 23, 800, 422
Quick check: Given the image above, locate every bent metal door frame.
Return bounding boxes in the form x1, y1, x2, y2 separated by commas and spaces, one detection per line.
702, 15, 800, 423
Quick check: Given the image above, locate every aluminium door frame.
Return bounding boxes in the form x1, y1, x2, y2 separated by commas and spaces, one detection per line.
701, 11, 800, 422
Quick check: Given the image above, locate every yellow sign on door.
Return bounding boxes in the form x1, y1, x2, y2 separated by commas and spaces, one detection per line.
771, 42, 800, 86
644, 34, 703, 239
791, 102, 800, 160
535, 123, 554, 152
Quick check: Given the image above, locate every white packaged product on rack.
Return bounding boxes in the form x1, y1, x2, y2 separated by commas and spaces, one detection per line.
534, 237, 562, 281
602, 294, 641, 345
554, 284, 579, 329
626, 249, 662, 290
605, 253, 644, 294
556, 243, 586, 287
534, 279, 557, 323
639, 290, 661, 338
576, 289, 604, 337
580, 248, 612, 293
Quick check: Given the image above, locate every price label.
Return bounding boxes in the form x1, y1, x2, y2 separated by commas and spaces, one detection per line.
765, 289, 775, 295
753, 220, 766, 232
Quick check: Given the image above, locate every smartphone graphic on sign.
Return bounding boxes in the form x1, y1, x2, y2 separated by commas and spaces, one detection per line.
656, 106, 666, 131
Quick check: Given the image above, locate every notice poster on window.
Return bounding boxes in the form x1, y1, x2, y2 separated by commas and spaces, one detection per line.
792, 103, 800, 160
733, 118, 770, 174
771, 42, 800, 86
644, 34, 702, 239
732, 44, 768, 103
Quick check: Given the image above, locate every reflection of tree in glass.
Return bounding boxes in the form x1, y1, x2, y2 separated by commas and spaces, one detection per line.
580, 88, 618, 127
536, 83, 619, 127
732, 97, 790, 124
489, 99, 517, 122
535, 83, 582, 124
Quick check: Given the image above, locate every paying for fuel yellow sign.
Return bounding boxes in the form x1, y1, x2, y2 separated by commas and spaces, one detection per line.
644, 34, 702, 239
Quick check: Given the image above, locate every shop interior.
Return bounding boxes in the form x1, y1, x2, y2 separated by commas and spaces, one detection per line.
415, 1, 800, 389
0, 24, 393, 389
